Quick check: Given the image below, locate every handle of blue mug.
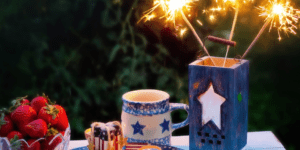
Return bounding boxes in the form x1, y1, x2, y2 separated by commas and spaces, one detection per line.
169, 103, 189, 132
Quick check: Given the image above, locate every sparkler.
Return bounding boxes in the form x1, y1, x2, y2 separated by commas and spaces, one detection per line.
139, 0, 216, 66
139, 0, 194, 25
180, 10, 216, 66
222, 0, 253, 66
201, 1, 251, 66
242, 0, 300, 59
202, 0, 253, 66
223, 6, 239, 67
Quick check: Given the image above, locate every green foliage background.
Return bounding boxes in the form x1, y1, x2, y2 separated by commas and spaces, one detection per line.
0, 0, 299, 149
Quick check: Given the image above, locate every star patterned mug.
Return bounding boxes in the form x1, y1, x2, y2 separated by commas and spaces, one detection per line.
121, 89, 189, 146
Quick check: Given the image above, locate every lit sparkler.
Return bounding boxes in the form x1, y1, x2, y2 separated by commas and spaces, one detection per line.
139, 0, 217, 65
258, 0, 299, 41
139, 0, 196, 24
203, 0, 253, 17
242, 0, 300, 59
202, 0, 253, 66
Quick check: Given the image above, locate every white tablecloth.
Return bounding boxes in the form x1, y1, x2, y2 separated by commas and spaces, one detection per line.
69, 131, 285, 150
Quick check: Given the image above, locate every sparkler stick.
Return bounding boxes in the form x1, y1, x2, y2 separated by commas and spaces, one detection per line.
180, 10, 216, 66
242, 18, 272, 59
223, 6, 239, 67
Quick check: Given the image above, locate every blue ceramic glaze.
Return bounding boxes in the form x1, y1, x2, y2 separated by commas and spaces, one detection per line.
122, 98, 169, 116
127, 136, 171, 145
121, 89, 189, 146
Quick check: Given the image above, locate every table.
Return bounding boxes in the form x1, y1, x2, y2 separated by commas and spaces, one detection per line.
69, 131, 285, 150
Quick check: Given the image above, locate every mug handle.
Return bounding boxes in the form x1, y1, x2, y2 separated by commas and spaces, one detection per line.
169, 103, 189, 132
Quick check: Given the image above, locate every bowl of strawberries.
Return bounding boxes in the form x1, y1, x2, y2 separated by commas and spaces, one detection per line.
0, 94, 70, 150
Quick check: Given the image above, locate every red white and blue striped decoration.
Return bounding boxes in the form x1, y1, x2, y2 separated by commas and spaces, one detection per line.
93, 123, 122, 150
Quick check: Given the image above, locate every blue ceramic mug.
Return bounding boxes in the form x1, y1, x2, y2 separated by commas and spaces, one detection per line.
121, 89, 189, 146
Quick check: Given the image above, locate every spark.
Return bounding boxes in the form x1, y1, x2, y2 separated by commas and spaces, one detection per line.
180, 28, 187, 37
139, 0, 198, 24
139, 0, 216, 65
197, 20, 203, 26
144, 14, 156, 22
242, 0, 300, 59
203, 0, 253, 13
209, 15, 216, 22
258, 0, 300, 41
223, 0, 253, 6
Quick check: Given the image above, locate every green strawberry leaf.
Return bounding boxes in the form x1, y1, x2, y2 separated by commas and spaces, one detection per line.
0, 113, 7, 130
45, 103, 59, 119
43, 93, 56, 105
8, 95, 28, 113
0, 108, 8, 114
10, 135, 22, 150
46, 127, 59, 137
11, 100, 18, 106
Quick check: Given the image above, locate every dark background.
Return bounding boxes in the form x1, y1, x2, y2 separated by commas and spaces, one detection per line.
0, 0, 299, 149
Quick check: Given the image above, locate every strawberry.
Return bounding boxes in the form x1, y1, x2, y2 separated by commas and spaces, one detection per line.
7, 131, 23, 141
59, 130, 65, 137
31, 94, 49, 113
53, 105, 69, 131
23, 139, 41, 150
11, 96, 29, 105
11, 105, 37, 126
17, 123, 29, 138
41, 135, 62, 150
42, 128, 63, 150
38, 104, 59, 126
21, 99, 30, 105
11, 105, 37, 137
8, 131, 24, 150
0, 114, 14, 137
7, 96, 29, 118
25, 119, 48, 138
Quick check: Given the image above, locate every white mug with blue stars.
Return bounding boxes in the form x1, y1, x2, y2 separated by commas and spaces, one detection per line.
121, 89, 189, 146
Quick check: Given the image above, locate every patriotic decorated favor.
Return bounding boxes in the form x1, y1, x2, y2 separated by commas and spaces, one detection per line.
85, 121, 126, 150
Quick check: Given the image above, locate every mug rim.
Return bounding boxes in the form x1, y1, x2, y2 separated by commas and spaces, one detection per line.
122, 89, 169, 103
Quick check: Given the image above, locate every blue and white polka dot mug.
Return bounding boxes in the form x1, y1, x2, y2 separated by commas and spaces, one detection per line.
121, 89, 189, 146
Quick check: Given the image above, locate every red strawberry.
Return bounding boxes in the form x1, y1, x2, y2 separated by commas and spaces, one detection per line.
7, 131, 24, 150
11, 105, 37, 126
0, 114, 14, 137
11, 105, 37, 137
53, 105, 69, 131
17, 123, 29, 138
25, 119, 48, 138
38, 104, 59, 126
9, 96, 29, 109
21, 99, 30, 105
41, 135, 62, 150
59, 130, 65, 136
23, 139, 41, 150
42, 128, 63, 150
31, 95, 49, 113
7, 131, 23, 141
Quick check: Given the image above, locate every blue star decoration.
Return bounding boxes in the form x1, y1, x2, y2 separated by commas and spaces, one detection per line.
131, 121, 146, 135
160, 119, 170, 133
